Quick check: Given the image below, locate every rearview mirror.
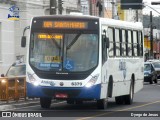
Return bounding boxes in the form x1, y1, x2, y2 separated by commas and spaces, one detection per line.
105, 37, 110, 48
103, 35, 110, 48
1, 74, 5, 77
21, 36, 26, 47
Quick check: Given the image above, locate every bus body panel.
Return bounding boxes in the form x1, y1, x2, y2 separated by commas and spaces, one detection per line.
27, 82, 101, 99
107, 58, 143, 97
99, 18, 143, 98
99, 24, 109, 99
26, 62, 102, 100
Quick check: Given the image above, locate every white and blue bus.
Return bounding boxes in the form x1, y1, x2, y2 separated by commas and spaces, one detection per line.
22, 15, 144, 109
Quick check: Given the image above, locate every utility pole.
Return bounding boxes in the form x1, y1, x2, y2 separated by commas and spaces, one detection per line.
156, 33, 158, 55
159, 32, 160, 56
151, 1, 160, 59
58, 0, 63, 14
111, 0, 115, 19
136, 10, 138, 22
96, 0, 103, 17
102, 0, 105, 17
50, 0, 57, 15
89, 0, 92, 15
150, 11, 153, 59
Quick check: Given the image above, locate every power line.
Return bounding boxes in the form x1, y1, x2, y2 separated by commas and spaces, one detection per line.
144, 4, 160, 15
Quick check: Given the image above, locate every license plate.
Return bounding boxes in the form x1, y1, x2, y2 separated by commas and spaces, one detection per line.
55, 93, 68, 98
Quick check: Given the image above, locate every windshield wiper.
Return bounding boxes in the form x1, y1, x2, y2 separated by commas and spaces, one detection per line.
47, 33, 61, 49
67, 33, 81, 49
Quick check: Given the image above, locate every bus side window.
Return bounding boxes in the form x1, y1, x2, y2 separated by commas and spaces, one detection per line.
125, 30, 128, 56
137, 31, 140, 56
119, 29, 122, 56
108, 27, 114, 57
122, 29, 126, 56
115, 29, 120, 57
102, 29, 108, 64
133, 31, 138, 56
128, 30, 132, 56
140, 31, 143, 56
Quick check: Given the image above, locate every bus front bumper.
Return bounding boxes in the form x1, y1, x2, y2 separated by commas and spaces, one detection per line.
27, 83, 101, 100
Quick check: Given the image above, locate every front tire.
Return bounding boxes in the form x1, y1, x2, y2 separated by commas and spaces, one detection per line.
97, 99, 107, 109
40, 97, 52, 108
154, 76, 158, 84
67, 99, 75, 104
124, 83, 134, 105
75, 100, 83, 104
115, 96, 124, 105
150, 76, 154, 84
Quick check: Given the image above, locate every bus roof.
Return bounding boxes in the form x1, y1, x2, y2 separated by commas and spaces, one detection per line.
32, 14, 99, 21
32, 15, 143, 30
100, 17, 143, 30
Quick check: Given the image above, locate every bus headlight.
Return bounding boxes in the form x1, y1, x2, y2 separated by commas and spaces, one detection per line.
1, 79, 6, 84
85, 74, 99, 88
27, 72, 39, 86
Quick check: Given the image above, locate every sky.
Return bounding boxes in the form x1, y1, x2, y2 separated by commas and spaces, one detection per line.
143, 0, 160, 16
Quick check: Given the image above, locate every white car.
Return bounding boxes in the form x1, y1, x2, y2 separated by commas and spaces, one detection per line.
1, 62, 26, 77
151, 61, 160, 79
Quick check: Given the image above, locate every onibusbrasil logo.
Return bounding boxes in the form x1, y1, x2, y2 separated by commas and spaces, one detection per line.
8, 5, 20, 20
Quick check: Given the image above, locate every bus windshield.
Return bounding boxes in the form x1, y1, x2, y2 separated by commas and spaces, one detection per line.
29, 32, 99, 72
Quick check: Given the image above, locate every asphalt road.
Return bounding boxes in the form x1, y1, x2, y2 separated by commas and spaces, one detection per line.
1, 82, 160, 120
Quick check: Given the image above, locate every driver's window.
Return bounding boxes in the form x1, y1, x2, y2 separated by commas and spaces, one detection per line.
102, 25, 108, 64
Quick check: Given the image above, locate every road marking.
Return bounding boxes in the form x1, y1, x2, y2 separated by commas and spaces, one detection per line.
150, 84, 160, 86
77, 100, 160, 120
2, 101, 66, 111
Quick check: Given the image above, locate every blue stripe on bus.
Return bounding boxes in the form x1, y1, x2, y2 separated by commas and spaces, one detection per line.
27, 83, 101, 100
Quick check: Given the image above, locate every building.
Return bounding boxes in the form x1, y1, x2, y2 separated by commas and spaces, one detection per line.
89, 0, 143, 22
0, 0, 27, 74
81, 0, 89, 15
116, 0, 143, 22
144, 28, 160, 60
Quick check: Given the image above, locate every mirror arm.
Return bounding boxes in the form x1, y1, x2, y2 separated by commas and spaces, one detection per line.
21, 26, 30, 47
23, 26, 30, 36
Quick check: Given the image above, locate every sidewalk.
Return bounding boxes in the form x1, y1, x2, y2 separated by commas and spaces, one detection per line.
0, 98, 40, 111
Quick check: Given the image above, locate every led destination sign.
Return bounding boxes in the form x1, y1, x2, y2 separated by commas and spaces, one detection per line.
38, 34, 63, 39
43, 21, 88, 29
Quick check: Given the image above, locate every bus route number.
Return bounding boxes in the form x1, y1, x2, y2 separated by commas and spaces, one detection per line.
45, 56, 61, 62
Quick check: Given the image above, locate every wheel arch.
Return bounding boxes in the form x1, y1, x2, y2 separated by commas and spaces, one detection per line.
108, 75, 113, 97
131, 73, 135, 93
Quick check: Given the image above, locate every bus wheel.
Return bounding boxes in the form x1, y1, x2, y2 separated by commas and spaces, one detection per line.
150, 77, 153, 84
67, 99, 75, 104
154, 77, 158, 84
75, 100, 83, 104
115, 96, 124, 105
124, 83, 134, 105
40, 97, 52, 108
97, 99, 107, 109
